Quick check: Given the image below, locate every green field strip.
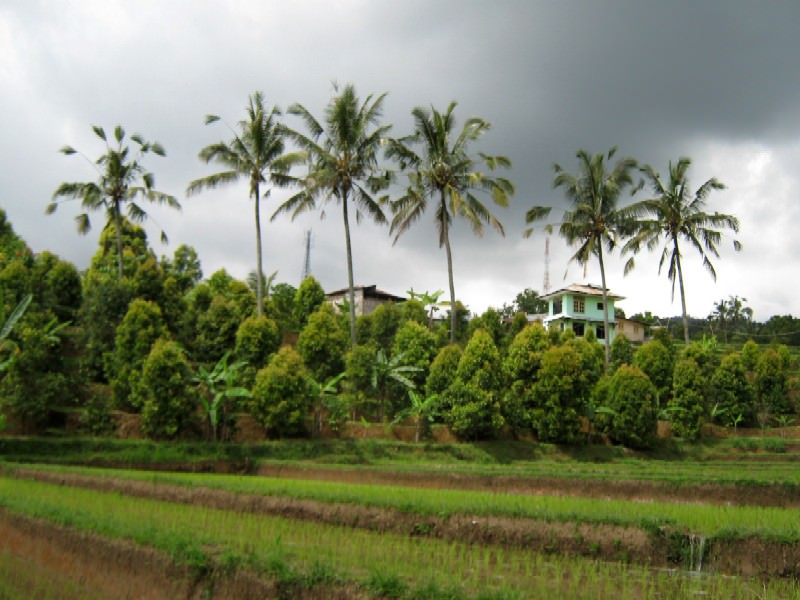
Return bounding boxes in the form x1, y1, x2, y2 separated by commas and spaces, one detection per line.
15, 463, 800, 541
0, 475, 795, 600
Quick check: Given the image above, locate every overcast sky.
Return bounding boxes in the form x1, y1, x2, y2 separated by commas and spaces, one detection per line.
2, 1, 798, 322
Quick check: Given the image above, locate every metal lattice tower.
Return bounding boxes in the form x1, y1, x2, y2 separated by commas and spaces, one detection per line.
543, 237, 551, 293
301, 230, 313, 282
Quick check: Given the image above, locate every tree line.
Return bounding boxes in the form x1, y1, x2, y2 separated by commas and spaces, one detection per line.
2, 83, 784, 444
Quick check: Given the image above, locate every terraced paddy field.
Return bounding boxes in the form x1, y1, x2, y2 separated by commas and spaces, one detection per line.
1, 437, 799, 598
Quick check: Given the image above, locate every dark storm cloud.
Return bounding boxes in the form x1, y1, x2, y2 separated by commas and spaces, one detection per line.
1, 0, 798, 319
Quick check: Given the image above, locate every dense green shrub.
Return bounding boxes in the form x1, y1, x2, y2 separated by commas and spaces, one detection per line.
740, 339, 760, 373
194, 295, 241, 364
503, 324, 550, 430
669, 357, 706, 440
0, 324, 69, 432
567, 336, 604, 394
251, 346, 310, 437
441, 330, 504, 439
599, 365, 658, 449
370, 303, 401, 351
755, 348, 790, 419
108, 299, 166, 409
293, 276, 325, 328
609, 334, 634, 371
530, 344, 588, 444
391, 321, 437, 390
710, 353, 754, 426
297, 304, 348, 382
398, 299, 427, 327
79, 277, 133, 381
425, 344, 462, 402
136, 339, 196, 439
235, 315, 281, 387
633, 340, 674, 404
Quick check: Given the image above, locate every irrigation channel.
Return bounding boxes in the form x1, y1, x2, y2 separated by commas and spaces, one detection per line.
0, 462, 798, 599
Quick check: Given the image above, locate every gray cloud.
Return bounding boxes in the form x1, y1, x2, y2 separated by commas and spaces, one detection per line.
1, 0, 798, 322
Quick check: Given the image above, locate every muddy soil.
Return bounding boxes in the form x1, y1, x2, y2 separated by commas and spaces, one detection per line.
0, 510, 366, 600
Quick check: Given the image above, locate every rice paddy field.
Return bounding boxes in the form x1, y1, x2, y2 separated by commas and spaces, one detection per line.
1, 436, 799, 599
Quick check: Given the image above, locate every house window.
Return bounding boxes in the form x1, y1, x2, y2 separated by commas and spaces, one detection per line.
553, 299, 562, 314
573, 298, 585, 313
597, 302, 603, 310
597, 325, 605, 340
573, 322, 585, 336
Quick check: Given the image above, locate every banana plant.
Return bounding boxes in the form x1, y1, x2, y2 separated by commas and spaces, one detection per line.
0, 293, 32, 374
394, 390, 439, 442
194, 352, 251, 441
307, 371, 347, 434
371, 349, 421, 422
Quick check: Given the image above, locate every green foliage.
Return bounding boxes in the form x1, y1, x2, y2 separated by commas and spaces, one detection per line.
0, 321, 69, 432
267, 282, 297, 331
513, 288, 548, 315
710, 353, 755, 427
566, 336, 604, 392
108, 299, 166, 408
669, 358, 707, 440
251, 346, 310, 437
293, 276, 326, 329
530, 344, 589, 444
194, 295, 242, 364
33, 253, 82, 322
345, 343, 377, 395
194, 351, 251, 441
391, 321, 437, 390
598, 365, 658, 449
682, 336, 721, 380
466, 307, 504, 347
297, 304, 348, 382
235, 315, 281, 387
162, 244, 203, 294
633, 340, 674, 404
425, 344, 462, 399
502, 324, 550, 431
442, 330, 504, 439
609, 334, 634, 371
397, 299, 428, 327
371, 348, 421, 420
135, 339, 196, 439
755, 348, 790, 419
369, 303, 401, 352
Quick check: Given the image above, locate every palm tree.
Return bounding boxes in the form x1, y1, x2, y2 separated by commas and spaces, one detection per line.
622, 157, 740, 344
273, 84, 392, 345
525, 148, 638, 368
187, 92, 304, 316
386, 102, 513, 344
48, 125, 179, 280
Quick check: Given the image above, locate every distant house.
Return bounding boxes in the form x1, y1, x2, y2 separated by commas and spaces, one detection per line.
616, 317, 646, 343
542, 283, 624, 343
325, 284, 405, 317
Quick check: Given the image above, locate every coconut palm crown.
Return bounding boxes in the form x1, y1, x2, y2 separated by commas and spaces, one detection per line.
525, 147, 638, 368
48, 125, 179, 280
386, 102, 513, 344
273, 83, 392, 345
622, 157, 740, 344
187, 92, 304, 316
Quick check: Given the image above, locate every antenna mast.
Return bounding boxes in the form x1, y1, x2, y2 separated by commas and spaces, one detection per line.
543, 237, 551, 294
301, 229, 312, 282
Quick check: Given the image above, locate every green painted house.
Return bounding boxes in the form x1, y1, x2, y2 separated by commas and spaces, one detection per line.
542, 283, 623, 343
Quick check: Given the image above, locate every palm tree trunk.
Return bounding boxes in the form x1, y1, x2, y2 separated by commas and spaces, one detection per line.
254, 185, 264, 317
674, 240, 690, 345
441, 192, 457, 345
341, 191, 358, 346
597, 245, 611, 370
112, 203, 124, 281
